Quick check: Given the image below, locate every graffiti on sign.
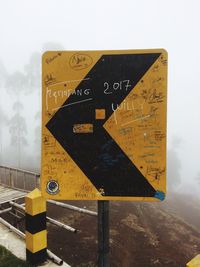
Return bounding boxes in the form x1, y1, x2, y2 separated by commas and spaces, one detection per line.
42, 49, 167, 201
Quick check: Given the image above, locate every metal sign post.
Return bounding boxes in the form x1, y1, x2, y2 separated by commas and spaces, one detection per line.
98, 200, 110, 267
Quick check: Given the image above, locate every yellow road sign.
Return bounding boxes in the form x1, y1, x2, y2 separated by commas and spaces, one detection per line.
41, 49, 167, 201
187, 254, 200, 267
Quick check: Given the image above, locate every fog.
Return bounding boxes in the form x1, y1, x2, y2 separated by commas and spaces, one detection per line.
0, 0, 200, 195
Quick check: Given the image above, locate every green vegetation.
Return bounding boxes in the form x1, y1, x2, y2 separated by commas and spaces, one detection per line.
0, 245, 31, 267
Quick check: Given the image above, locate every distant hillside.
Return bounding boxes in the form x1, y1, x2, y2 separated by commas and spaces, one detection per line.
47, 193, 200, 267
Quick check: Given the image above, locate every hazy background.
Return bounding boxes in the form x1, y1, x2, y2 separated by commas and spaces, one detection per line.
0, 0, 200, 195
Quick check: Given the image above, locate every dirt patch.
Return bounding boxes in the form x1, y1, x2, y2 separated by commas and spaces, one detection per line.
1, 193, 200, 266
45, 195, 200, 267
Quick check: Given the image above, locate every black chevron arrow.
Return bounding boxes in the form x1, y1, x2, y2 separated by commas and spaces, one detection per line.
46, 53, 160, 197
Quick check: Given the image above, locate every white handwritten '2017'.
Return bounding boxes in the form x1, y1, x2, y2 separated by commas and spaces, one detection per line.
103, 80, 132, 95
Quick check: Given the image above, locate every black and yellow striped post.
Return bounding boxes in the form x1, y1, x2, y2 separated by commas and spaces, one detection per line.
25, 188, 47, 265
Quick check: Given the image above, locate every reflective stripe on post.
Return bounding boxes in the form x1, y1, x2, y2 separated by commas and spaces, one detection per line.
25, 188, 47, 265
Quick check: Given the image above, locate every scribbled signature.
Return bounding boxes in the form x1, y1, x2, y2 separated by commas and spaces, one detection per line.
44, 73, 56, 86
70, 53, 93, 70
154, 130, 165, 141
81, 183, 93, 193
149, 89, 164, 103
43, 134, 56, 147
119, 127, 133, 135
147, 165, 165, 181
160, 55, 167, 65
140, 88, 164, 103
45, 52, 62, 64
43, 164, 57, 176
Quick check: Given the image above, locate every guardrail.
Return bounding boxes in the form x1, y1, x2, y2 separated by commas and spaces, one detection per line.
0, 164, 99, 266
0, 165, 40, 191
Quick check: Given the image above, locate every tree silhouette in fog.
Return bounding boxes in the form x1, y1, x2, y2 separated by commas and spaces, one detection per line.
0, 60, 7, 86
2, 42, 64, 170
34, 111, 41, 171
0, 60, 8, 164
167, 137, 183, 191
24, 52, 41, 93
0, 107, 8, 124
9, 102, 28, 167
5, 67, 28, 168
6, 71, 26, 95
0, 107, 8, 164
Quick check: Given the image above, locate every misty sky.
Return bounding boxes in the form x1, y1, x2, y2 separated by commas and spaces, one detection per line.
0, 0, 200, 187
